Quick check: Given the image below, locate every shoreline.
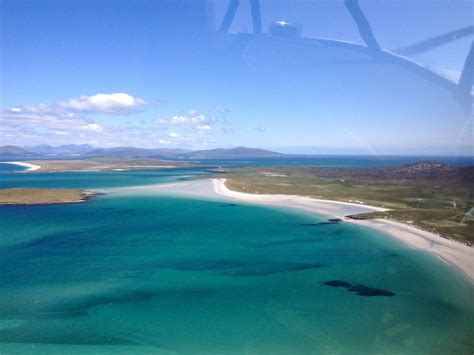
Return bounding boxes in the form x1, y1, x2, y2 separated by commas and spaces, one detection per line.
1, 161, 41, 171
211, 178, 474, 284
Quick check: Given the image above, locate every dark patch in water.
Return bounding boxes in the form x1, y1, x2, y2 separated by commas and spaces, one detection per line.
11, 229, 106, 250
347, 285, 395, 297
156, 259, 327, 277
322, 280, 352, 288
11, 228, 171, 252
328, 218, 342, 223
110, 208, 136, 213
252, 237, 324, 247
321, 280, 395, 297
101, 207, 134, 213
157, 259, 246, 271
220, 203, 239, 207
224, 261, 327, 277
301, 222, 333, 227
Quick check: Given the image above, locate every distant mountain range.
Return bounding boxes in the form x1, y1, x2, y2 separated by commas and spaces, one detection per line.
0, 145, 284, 159
184, 147, 284, 158
0, 145, 33, 156
84, 147, 192, 158
24, 144, 95, 155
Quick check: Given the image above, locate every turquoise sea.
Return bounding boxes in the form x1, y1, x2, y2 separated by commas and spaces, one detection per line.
0, 164, 473, 354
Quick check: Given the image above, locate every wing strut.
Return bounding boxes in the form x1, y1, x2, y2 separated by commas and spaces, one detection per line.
219, 0, 262, 34
219, 0, 239, 33
458, 42, 473, 115
345, 0, 381, 52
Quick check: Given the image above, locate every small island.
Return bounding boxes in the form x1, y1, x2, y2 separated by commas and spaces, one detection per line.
0, 188, 95, 205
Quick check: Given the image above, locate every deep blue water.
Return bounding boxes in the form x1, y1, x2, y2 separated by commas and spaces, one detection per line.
0, 168, 205, 189
168, 155, 474, 168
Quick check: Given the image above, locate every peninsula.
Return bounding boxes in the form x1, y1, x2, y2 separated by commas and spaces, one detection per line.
0, 188, 95, 205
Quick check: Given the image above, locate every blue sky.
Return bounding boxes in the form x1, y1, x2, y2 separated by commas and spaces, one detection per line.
1, 0, 472, 155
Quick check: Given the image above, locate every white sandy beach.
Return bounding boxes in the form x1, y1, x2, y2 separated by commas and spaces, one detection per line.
210, 178, 474, 284
350, 218, 474, 284
1, 161, 41, 171
128, 178, 474, 284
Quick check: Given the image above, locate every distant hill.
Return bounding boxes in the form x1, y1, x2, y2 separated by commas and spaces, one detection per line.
84, 147, 191, 158
83, 146, 281, 158
184, 147, 284, 158
24, 144, 95, 155
0, 145, 33, 157
5, 145, 283, 159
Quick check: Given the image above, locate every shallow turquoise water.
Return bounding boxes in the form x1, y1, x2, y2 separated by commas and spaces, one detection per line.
0, 167, 209, 190
0, 170, 473, 354
0, 164, 29, 173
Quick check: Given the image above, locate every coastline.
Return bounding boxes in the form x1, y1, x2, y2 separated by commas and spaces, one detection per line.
210, 178, 474, 284
1, 161, 41, 171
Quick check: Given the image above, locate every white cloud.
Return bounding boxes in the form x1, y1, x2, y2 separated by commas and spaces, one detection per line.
155, 109, 216, 136
166, 109, 208, 125
170, 116, 188, 125
57, 93, 146, 114
153, 107, 225, 140
1, 98, 226, 148
81, 123, 103, 132
172, 114, 205, 125
0, 92, 146, 145
197, 125, 212, 133
7, 92, 146, 118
